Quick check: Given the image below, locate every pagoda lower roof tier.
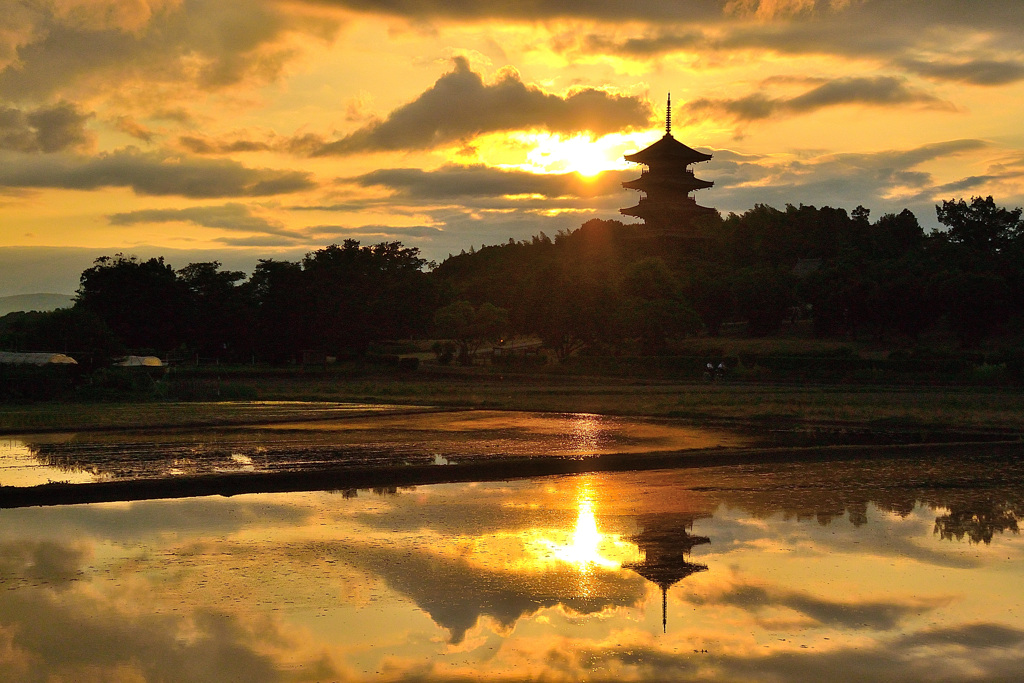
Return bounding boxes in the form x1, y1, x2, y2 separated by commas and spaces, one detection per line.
624, 133, 712, 166
621, 199, 718, 222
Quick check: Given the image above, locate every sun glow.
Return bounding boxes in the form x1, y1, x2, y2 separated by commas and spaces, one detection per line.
500, 132, 642, 177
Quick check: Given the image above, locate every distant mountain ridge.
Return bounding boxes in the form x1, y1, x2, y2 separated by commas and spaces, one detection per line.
0, 293, 74, 316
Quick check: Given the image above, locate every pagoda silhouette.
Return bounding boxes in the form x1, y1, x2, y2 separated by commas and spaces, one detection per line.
622, 514, 709, 633
620, 94, 716, 239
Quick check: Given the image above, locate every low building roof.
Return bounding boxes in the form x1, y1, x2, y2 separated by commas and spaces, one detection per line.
0, 351, 78, 365
115, 355, 164, 367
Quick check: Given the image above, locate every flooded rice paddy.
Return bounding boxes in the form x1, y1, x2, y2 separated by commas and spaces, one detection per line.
0, 410, 752, 488
1, 444, 1022, 680
0, 407, 1022, 680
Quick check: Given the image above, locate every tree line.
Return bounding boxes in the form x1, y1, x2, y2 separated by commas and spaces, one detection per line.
1, 196, 1022, 365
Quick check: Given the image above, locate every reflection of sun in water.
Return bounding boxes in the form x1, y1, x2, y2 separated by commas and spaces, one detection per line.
552, 493, 617, 570
516, 477, 639, 598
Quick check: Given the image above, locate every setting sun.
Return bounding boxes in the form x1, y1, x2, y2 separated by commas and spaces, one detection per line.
505, 132, 641, 178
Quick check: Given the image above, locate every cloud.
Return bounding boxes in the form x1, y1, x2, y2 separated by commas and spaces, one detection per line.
686, 76, 954, 122
724, 0, 823, 19
108, 203, 292, 236
309, 224, 446, 239
0, 0, 343, 99
554, 3, 1024, 94
900, 58, 1024, 86
348, 164, 629, 199
179, 135, 274, 155
705, 139, 995, 227
310, 57, 652, 155
0, 148, 314, 198
304, 0, 725, 23
0, 102, 92, 152
114, 116, 156, 143
580, 32, 705, 57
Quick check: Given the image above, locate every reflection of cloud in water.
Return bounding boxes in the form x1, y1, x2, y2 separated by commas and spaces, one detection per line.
709, 503, 990, 571
0, 540, 90, 588
691, 579, 951, 631
561, 623, 1024, 682
0, 542, 302, 682
334, 537, 646, 644
0, 497, 312, 545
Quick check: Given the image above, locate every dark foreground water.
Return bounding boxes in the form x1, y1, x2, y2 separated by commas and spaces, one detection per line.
0, 450, 1021, 681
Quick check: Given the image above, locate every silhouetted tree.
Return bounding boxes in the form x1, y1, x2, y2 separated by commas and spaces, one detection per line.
937, 196, 1023, 255
178, 261, 252, 361
247, 258, 306, 363
76, 254, 190, 354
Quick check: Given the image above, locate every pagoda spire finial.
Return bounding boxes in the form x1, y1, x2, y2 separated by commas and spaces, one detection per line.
666, 93, 672, 135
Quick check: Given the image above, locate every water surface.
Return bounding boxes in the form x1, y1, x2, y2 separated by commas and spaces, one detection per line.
0, 450, 1020, 681
1, 410, 750, 486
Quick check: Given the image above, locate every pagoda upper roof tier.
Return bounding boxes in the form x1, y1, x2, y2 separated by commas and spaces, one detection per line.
624, 133, 712, 166
622, 173, 713, 193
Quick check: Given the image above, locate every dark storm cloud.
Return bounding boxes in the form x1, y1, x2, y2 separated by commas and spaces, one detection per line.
108, 204, 293, 236
0, 148, 314, 198
0, 102, 92, 152
0, 0, 342, 99
687, 76, 953, 122
349, 164, 629, 199
310, 57, 652, 156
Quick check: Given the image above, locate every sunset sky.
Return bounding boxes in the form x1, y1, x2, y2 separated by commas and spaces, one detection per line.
2, 0, 1023, 295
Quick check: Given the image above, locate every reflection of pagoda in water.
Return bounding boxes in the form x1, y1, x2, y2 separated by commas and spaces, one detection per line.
620, 94, 716, 240
622, 514, 709, 632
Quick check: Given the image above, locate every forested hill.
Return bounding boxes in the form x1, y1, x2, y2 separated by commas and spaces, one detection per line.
0, 293, 74, 316
433, 198, 1024, 350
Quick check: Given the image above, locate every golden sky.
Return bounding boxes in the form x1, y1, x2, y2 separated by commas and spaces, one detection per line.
1, 0, 1023, 294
